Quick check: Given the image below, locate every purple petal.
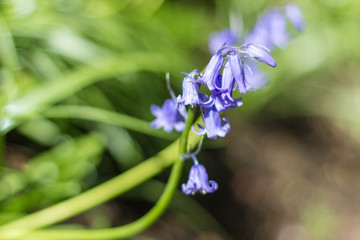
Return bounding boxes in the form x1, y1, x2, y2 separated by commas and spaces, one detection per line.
246, 22, 273, 51
150, 99, 185, 133
228, 52, 247, 94
217, 62, 235, 93
268, 9, 290, 48
182, 164, 218, 195
201, 53, 223, 91
191, 124, 206, 136
217, 117, 231, 137
245, 44, 277, 67
285, 3, 305, 32
150, 104, 161, 116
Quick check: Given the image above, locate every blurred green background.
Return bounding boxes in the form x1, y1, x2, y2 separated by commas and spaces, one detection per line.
1, 0, 360, 239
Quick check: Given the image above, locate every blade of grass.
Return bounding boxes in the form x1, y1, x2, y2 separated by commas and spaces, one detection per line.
43, 105, 177, 140
0, 52, 169, 133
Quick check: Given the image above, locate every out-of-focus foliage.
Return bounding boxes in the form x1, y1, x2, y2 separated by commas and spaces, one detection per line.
1, 0, 360, 239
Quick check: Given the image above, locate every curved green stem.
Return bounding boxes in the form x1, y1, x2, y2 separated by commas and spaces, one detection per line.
43, 105, 177, 140
0, 108, 198, 240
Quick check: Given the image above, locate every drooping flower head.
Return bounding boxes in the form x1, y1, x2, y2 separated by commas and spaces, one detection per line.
244, 44, 277, 67
192, 105, 230, 139
182, 155, 218, 195
228, 51, 248, 94
212, 91, 243, 112
150, 99, 186, 133
200, 52, 224, 92
177, 70, 212, 107
212, 74, 243, 112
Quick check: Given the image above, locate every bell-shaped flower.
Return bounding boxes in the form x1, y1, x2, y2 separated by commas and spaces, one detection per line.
267, 9, 289, 49
182, 161, 218, 195
244, 44, 277, 67
285, 3, 305, 32
192, 105, 230, 139
211, 73, 243, 111
215, 63, 234, 93
150, 99, 185, 133
208, 29, 238, 54
228, 51, 248, 94
212, 91, 243, 112
200, 52, 223, 92
246, 9, 289, 50
177, 70, 212, 107
245, 20, 271, 51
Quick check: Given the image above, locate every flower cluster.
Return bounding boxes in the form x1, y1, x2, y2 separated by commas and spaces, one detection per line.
150, 3, 304, 195
210, 3, 305, 89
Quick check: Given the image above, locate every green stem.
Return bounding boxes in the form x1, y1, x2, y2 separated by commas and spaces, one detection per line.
43, 105, 177, 140
0, 109, 198, 240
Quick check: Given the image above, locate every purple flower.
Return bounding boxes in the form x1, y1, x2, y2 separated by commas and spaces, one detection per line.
244, 44, 277, 67
211, 91, 243, 112
212, 73, 243, 111
192, 105, 230, 139
150, 99, 185, 132
285, 3, 305, 32
176, 70, 200, 106
245, 20, 271, 50
209, 29, 238, 54
215, 63, 234, 93
228, 51, 248, 94
182, 158, 218, 195
200, 53, 224, 92
246, 9, 289, 50
177, 70, 212, 107
267, 9, 290, 48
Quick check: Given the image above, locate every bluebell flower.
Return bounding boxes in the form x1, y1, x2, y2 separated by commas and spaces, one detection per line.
244, 44, 277, 67
215, 63, 234, 93
200, 52, 224, 92
212, 73, 243, 112
177, 70, 212, 107
285, 3, 305, 32
150, 99, 186, 132
182, 155, 218, 195
267, 9, 290, 49
228, 51, 249, 94
192, 105, 230, 139
245, 19, 270, 50
246, 9, 289, 50
212, 91, 243, 112
208, 29, 238, 54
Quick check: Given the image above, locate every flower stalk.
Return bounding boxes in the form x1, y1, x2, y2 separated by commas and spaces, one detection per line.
0, 108, 199, 240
